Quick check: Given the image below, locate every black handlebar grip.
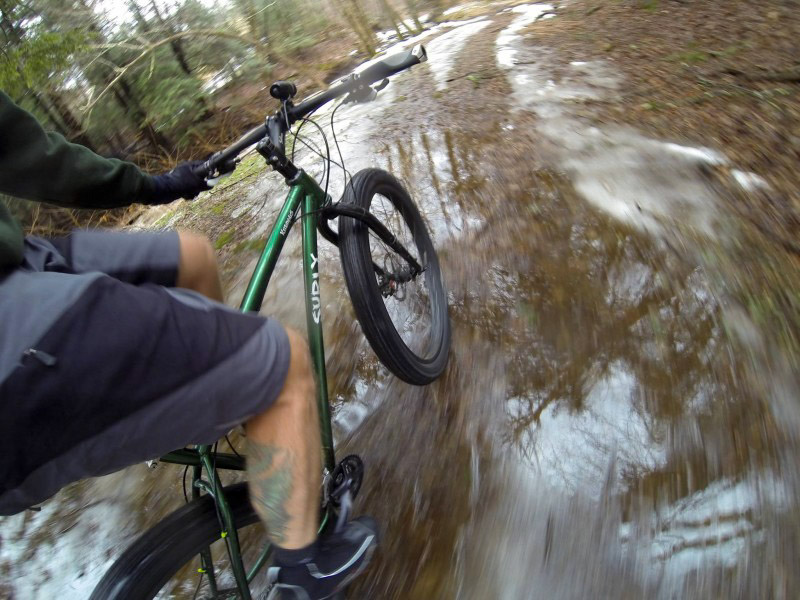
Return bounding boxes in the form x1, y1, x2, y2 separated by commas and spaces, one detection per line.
192, 159, 211, 178
192, 155, 230, 179
358, 45, 427, 86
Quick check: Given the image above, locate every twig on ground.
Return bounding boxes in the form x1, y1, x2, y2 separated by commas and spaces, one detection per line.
445, 68, 500, 83
720, 67, 800, 84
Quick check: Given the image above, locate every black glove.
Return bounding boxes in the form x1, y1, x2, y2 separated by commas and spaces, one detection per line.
148, 160, 210, 204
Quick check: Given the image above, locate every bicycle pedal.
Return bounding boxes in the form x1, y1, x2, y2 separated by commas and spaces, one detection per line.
328, 455, 364, 507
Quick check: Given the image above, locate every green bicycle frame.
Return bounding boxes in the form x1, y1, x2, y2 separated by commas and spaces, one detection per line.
159, 168, 335, 598
240, 169, 335, 471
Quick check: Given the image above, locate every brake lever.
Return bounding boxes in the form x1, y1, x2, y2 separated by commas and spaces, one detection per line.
344, 85, 375, 104
207, 158, 238, 187
344, 78, 389, 105
207, 169, 234, 187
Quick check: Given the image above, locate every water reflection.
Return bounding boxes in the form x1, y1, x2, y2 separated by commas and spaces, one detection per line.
3, 8, 798, 598
345, 90, 792, 596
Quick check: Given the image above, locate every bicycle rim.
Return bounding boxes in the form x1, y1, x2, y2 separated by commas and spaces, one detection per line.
368, 191, 437, 359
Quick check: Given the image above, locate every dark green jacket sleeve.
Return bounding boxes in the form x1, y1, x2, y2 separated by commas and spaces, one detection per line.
0, 91, 156, 209
0, 200, 23, 266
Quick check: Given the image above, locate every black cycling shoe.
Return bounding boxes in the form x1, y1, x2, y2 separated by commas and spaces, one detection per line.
264, 516, 379, 600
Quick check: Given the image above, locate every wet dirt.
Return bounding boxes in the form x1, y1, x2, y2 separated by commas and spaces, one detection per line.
2, 3, 800, 599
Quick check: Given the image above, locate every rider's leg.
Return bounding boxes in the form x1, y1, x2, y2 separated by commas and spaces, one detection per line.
245, 327, 321, 549
243, 326, 379, 599
176, 230, 224, 301
1, 235, 377, 597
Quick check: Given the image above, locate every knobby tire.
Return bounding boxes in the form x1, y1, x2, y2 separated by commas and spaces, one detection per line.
90, 483, 258, 599
338, 168, 451, 385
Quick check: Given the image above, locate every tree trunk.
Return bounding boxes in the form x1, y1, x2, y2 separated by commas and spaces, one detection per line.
141, 0, 211, 118
235, 0, 263, 41
427, 0, 447, 21
27, 92, 69, 133
404, 0, 424, 33
45, 92, 97, 150
378, 0, 408, 40
68, 0, 174, 154
0, 8, 95, 149
103, 129, 131, 157
335, 0, 376, 56
130, 1, 194, 76
128, 0, 150, 30
350, 0, 378, 52
148, 0, 195, 76
114, 78, 173, 152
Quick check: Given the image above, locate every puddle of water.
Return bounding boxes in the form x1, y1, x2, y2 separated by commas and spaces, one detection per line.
509, 360, 669, 496
345, 53, 798, 592
5, 12, 800, 600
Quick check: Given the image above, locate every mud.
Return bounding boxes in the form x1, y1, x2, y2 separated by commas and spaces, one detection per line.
2, 3, 799, 599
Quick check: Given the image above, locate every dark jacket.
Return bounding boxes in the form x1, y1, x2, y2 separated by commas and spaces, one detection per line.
0, 90, 156, 268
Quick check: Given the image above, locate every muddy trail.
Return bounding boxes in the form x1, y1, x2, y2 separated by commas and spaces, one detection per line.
3, 3, 800, 599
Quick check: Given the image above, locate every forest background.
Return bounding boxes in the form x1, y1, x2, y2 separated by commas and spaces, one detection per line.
0, 0, 450, 233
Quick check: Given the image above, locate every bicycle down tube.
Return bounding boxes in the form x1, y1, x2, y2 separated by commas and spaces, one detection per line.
239, 170, 336, 473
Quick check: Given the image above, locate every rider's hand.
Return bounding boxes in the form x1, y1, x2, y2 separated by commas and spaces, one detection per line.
147, 160, 210, 204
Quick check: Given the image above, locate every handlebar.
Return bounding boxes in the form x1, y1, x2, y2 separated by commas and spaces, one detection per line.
198, 123, 268, 177
357, 44, 428, 87
194, 44, 427, 179
289, 45, 427, 121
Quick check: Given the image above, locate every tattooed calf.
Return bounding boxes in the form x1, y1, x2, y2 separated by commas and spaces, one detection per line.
247, 440, 294, 545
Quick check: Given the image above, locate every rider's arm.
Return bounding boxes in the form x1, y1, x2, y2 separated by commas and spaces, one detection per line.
0, 91, 155, 209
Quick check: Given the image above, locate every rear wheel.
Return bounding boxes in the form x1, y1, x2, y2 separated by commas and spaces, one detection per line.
338, 168, 451, 385
90, 483, 266, 599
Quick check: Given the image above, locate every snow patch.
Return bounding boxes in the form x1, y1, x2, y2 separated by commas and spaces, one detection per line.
662, 142, 727, 166
732, 169, 770, 191
0, 471, 145, 597
493, 13, 772, 239
424, 18, 492, 90
621, 472, 789, 585
497, 4, 554, 68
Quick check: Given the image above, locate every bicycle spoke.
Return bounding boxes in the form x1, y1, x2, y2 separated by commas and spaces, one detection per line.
151, 521, 268, 599
367, 193, 434, 357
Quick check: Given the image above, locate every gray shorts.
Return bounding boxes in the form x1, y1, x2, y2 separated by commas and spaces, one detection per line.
0, 230, 290, 515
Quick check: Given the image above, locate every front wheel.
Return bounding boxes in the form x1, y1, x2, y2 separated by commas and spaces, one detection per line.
338, 169, 451, 385
90, 483, 264, 599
